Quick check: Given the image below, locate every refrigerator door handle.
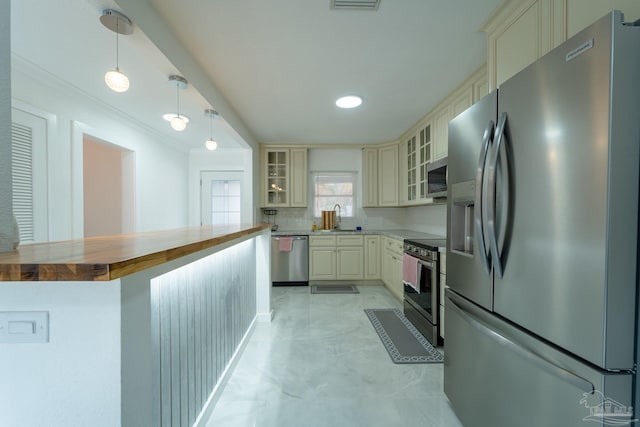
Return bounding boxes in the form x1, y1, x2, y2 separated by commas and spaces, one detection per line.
447, 294, 595, 394
487, 112, 507, 277
474, 120, 494, 274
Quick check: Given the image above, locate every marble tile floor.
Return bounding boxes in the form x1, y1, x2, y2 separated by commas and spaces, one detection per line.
204, 285, 464, 427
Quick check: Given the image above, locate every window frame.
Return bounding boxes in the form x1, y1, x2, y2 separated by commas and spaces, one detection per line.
310, 171, 357, 218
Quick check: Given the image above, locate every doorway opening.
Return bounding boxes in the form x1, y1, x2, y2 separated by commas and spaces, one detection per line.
83, 136, 135, 237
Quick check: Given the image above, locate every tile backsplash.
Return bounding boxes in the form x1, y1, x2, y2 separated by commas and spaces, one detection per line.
259, 204, 446, 236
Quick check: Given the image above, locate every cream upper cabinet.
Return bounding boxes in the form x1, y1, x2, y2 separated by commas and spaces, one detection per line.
433, 105, 450, 161
289, 148, 307, 207
451, 88, 473, 120
403, 134, 418, 204
400, 119, 433, 206
483, 0, 565, 91
364, 235, 380, 280
566, 0, 640, 38
378, 143, 399, 206
482, 0, 639, 92
262, 148, 289, 207
362, 147, 378, 207
472, 68, 489, 103
261, 147, 307, 207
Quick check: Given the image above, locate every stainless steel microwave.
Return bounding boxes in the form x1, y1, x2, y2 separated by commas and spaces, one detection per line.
426, 157, 447, 198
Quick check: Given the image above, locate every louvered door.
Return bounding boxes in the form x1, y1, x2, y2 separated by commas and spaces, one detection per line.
11, 108, 47, 243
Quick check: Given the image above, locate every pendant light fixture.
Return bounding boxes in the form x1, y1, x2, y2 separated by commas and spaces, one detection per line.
167, 75, 188, 131
204, 109, 219, 150
100, 9, 133, 93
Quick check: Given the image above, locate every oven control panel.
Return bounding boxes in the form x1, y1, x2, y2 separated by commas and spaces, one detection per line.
403, 243, 435, 261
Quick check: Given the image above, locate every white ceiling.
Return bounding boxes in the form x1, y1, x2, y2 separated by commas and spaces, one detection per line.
10, 0, 503, 149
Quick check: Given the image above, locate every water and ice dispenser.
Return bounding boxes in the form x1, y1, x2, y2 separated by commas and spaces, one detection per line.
450, 180, 476, 255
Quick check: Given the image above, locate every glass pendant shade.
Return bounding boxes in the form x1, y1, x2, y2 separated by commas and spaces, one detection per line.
205, 138, 218, 151
101, 10, 132, 93
105, 68, 129, 93
170, 116, 187, 131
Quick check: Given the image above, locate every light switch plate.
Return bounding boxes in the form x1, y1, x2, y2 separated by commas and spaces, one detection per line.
0, 311, 49, 343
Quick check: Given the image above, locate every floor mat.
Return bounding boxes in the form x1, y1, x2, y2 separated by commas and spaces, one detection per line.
365, 308, 443, 364
310, 284, 360, 294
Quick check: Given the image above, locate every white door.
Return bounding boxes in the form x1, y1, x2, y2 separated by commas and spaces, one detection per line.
201, 171, 243, 226
11, 108, 48, 243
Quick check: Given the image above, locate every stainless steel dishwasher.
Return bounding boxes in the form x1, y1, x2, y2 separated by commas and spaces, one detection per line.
271, 235, 309, 285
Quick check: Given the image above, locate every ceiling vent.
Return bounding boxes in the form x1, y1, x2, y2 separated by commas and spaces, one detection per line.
331, 0, 380, 11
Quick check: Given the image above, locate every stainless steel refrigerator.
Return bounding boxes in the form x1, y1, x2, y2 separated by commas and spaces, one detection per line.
444, 11, 640, 427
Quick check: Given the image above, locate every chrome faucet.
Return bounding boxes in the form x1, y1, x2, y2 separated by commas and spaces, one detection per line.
333, 204, 341, 229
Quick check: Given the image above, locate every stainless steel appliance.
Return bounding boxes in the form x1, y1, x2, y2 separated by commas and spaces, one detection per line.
445, 11, 640, 427
271, 235, 309, 285
426, 157, 447, 198
403, 239, 445, 346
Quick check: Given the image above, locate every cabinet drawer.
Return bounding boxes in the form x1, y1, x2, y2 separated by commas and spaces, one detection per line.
337, 235, 363, 246
309, 235, 336, 246
385, 237, 403, 255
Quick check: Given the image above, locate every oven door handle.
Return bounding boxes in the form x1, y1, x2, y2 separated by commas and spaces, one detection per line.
417, 259, 434, 268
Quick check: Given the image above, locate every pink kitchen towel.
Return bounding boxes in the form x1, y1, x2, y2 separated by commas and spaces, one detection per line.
279, 237, 293, 252
402, 253, 420, 293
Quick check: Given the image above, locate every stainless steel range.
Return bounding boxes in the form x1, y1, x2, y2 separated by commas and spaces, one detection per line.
402, 239, 445, 346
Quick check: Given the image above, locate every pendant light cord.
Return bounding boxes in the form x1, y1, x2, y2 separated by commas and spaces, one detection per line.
176, 83, 180, 117
116, 18, 120, 70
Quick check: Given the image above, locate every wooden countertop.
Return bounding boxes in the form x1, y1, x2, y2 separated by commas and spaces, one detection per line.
0, 223, 271, 282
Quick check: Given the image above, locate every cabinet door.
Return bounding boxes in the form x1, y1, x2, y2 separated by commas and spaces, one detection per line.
362, 148, 378, 207
337, 247, 364, 280
289, 148, 307, 207
264, 149, 289, 206
472, 71, 489, 103
567, 0, 640, 39
433, 106, 450, 161
390, 253, 404, 301
378, 144, 399, 206
418, 122, 432, 200
382, 247, 393, 287
364, 236, 380, 280
405, 135, 418, 204
309, 247, 336, 280
451, 88, 473, 120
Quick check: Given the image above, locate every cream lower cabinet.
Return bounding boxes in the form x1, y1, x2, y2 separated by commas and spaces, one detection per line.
382, 237, 404, 300
309, 246, 337, 280
364, 236, 380, 280
309, 235, 363, 280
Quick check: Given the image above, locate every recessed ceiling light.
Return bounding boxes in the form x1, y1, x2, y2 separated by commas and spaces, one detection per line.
336, 95, 363, 109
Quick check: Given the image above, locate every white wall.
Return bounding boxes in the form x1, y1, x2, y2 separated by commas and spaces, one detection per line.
0, 281, 122, 427
12, 57, 190, 240
188, 149, 253, 226
0, 0, 16, 251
